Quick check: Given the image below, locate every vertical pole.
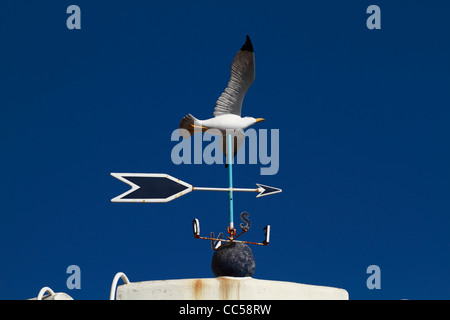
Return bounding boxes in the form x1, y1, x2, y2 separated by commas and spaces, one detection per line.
227, 134, 234, 230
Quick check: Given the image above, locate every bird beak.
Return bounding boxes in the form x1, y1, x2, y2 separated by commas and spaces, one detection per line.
255, 118, 265, 123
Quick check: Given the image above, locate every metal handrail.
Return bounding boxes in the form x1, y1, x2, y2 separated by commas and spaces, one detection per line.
37, 287, 55, 300
109, 272, 130, 300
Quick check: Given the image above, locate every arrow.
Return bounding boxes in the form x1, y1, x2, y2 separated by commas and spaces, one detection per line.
255, 184, 283, 198
110, 173, 282, 203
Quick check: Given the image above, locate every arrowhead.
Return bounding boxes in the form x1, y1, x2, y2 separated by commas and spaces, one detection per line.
256, 184, 282, 198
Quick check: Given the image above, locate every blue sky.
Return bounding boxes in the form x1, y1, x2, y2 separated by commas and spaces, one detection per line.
1, 1, 449, 300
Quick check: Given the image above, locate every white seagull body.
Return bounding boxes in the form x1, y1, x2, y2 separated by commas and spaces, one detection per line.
179, 35, 264, 163
199, 114, 262, 131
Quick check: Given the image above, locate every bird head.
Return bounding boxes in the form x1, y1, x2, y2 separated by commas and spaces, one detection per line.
251, 117, 265, 125
242, 117, 265, 129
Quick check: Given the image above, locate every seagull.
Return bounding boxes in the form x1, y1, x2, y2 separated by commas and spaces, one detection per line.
179, 35, 264, 164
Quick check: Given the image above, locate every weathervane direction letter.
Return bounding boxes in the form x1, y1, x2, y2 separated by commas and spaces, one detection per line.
240, 212, 251, 231
193, 219, 200, 238
263, 225, 271, 245
210, 232, 224, 250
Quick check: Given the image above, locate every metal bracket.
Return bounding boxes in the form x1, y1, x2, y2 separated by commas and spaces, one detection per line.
192, 217, 270, 249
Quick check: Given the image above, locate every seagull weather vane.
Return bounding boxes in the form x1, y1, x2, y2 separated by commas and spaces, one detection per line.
111, 35, 281, 249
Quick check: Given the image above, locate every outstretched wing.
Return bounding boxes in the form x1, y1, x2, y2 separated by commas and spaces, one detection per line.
214, 35, 255, 117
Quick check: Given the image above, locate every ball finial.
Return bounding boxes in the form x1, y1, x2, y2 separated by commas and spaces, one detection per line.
211, 242, 255, 277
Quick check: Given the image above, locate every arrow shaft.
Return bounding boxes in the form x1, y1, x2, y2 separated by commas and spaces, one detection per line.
193, 187, 260, 193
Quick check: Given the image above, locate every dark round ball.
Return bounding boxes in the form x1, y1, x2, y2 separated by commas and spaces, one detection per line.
211, 242, 255, 277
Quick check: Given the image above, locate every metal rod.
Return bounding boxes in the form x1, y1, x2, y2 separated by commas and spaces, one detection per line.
194, 235, 268, 246
232, 229, 248, 241
227, 134, 234, 230
193, 187, 259, 192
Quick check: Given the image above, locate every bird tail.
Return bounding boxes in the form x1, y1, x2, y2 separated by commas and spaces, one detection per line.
179, 114, 198, 136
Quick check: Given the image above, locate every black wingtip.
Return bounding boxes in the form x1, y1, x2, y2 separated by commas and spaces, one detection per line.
240, 35, 253, 52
